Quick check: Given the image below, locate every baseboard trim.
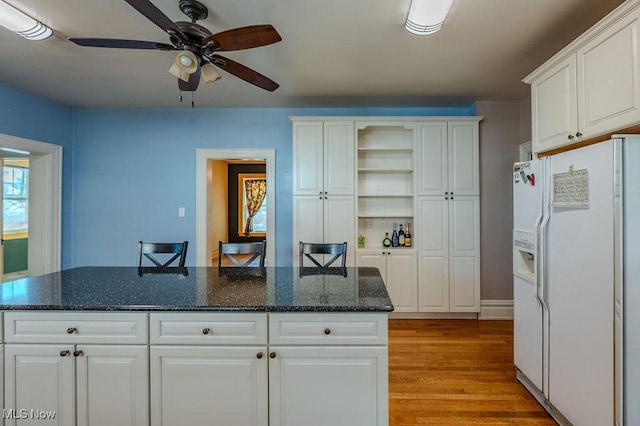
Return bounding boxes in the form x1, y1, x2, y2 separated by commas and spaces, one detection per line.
389, 312, 478, 320
479, 300, 514, 320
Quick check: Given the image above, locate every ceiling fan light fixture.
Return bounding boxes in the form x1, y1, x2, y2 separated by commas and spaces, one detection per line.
0, 0, 53, 40
169, 63, 190, 82
405, 0, 454, 36
175, 50, 198, 74
202, 64, 221, 84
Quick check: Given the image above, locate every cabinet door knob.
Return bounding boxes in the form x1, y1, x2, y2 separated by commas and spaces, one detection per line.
445, 192, 449, 195
576, 132, 582, 137
73, 350, 84, 357
324, 328, 332, 335
568, 134, 575, 140
256, 352, 264, 359
60, 350, 70, 357
67, 327, 77, 334
202, 328, 211, 335
269, 352, 277, 359
445, 197, 449, 200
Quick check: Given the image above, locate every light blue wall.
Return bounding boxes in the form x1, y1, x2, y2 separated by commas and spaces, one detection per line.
0, 83, 74, 267
72, 105, 475, 266
0, 80, 477, 268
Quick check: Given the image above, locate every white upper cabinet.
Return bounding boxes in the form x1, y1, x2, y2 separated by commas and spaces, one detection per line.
293, 121, 354, 196
417, 121, 479, 196
293, 122, 324, 195
530, 56, 578, 153
577, 8, 640, 138
526, 2, 640, 154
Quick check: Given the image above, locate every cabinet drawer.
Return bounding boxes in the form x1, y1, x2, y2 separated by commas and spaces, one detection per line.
269, 313, 388, 345
150, 313, 268, 345
3, 311, 147, 344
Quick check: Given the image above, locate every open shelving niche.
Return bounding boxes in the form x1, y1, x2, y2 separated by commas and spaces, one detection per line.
356, 123, 416, 249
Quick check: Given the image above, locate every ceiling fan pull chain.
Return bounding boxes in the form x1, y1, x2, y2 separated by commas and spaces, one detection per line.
178, 91, 183, 103
191, 92, 195, 108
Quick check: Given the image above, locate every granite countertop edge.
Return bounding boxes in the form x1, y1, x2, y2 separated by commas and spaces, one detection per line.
0, 305, 395, 312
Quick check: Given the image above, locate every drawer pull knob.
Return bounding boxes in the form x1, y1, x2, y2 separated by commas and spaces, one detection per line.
324, 328, 332, 335
576, 132, 583, 137
67, 327, 78, 334
568, 134, 575, 140
60, 350, 70, 357
73, 350, 84, 357
269, 352, 276, 359
256, 352, 264, 359
202, 328, 211, 335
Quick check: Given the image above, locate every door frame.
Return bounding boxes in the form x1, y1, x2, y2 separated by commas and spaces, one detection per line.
196, 149, 276, 266
0, 133, 62, 276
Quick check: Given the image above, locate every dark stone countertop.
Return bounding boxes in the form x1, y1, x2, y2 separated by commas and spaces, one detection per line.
0, 267, 394, 312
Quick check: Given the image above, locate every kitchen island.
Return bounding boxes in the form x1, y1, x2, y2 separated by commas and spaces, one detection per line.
0, 267, 393, 426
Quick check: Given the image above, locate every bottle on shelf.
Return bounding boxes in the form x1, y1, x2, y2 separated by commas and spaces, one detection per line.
391, 223, 399, 247
382, 232, 392, 247
398, 224, 405, 246
404, 222, 412, 247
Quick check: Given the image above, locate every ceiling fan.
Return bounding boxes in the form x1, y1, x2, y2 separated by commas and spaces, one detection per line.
69, 0, 282, 92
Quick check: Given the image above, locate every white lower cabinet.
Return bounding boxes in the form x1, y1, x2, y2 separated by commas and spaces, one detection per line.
269, 313, 388, 426
150, 346, 268, 426
418, 196, 480, 312
357, 250, 417, 312
2, 312, 149, 426
2, 311, 389, 426
4, 344, 148, 426
269, 346, 387, 426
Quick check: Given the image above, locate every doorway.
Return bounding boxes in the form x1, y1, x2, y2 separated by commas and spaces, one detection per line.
0, 133, 62, 281
196, 149, 276, 266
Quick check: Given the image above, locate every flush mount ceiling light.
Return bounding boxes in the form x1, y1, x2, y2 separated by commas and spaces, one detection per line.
405, 0, 455, 36
0, 0, 52, 40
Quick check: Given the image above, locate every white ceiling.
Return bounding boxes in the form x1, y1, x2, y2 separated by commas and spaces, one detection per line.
0, 0, 626, 108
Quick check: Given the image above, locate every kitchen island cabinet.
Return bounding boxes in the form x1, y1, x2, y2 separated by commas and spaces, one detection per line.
0, 267, 393, 426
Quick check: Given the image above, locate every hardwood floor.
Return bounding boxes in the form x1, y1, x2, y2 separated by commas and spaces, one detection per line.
388, 319, 556, 425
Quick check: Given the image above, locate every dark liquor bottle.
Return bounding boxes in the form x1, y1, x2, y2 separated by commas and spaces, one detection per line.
382, 232, 392, 247
398, 224, 405, 246
404, 222, 412, 247
391, 223, 399, 247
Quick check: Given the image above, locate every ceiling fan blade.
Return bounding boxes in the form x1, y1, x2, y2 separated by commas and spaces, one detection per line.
203, 25, 282, 51
178, 62, 201, 91
211, 54, 279, 91
69, 38, 176, 50
124, 0, 188, 41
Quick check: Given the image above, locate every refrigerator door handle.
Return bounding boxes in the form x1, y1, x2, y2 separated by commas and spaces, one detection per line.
534, 213, 544, 308
538, 213, 550, 311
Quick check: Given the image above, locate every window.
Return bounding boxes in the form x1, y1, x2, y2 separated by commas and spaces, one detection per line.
237, 173, 267, 236
3, 163, 29, 233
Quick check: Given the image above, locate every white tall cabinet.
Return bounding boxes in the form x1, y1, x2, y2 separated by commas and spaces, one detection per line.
291, 117, 481, 314
292, 120, 355, 266
417, 122, 480, 313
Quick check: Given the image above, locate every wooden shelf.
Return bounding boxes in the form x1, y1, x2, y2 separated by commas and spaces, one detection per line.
358, 168, 413, 173
358, 148, 413, 154
357, 214, 413, 218
358, 193, 413, 198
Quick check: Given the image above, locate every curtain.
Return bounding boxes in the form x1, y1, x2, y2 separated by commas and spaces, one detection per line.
244, 179, 267, 235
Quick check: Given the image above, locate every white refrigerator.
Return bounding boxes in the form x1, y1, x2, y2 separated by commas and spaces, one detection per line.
513, 137, 640, 426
